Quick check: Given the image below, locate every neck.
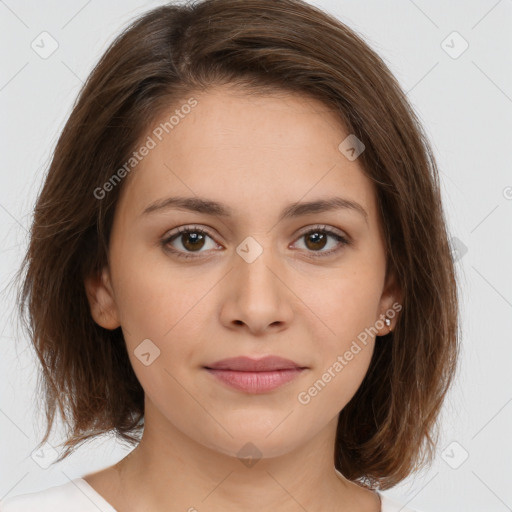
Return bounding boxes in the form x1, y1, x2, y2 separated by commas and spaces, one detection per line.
104, 398, 380, 512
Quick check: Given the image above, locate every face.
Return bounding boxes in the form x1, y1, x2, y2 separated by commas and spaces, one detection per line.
85, 84, 399, 460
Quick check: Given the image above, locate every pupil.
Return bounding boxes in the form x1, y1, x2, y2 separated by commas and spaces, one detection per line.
184, 232, 205, 251
307, 232, 326, 250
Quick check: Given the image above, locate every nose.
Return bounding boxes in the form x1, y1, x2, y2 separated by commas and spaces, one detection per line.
219, 242, 294, 335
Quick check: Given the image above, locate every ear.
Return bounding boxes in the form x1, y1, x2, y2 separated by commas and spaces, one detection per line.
375, 266, 402, 336
84, 266, 121, 330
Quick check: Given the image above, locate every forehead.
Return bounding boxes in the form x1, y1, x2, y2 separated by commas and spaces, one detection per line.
117, 85, 377, 224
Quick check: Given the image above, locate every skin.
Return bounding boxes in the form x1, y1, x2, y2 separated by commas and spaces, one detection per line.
84, 84, 400, 512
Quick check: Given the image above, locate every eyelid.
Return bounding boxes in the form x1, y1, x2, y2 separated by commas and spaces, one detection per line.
294, 224, 350, 242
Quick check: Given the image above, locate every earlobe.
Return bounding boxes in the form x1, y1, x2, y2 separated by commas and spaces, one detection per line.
84, 266, 121, 330
377, 268, 402, 336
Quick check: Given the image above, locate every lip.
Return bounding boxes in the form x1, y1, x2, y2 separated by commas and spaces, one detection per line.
203, 356, 308, 394
204, 355, 305, 372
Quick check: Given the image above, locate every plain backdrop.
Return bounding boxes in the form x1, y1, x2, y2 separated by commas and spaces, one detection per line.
1, 1, 511, 511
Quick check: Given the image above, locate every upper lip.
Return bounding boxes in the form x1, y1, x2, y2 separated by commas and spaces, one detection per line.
204, 356, 306, 372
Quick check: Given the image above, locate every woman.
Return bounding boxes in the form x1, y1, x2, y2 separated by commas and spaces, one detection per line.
3, 0, 459, 510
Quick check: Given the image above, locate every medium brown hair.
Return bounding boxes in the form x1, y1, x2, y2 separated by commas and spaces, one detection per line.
15, 0, 459, 490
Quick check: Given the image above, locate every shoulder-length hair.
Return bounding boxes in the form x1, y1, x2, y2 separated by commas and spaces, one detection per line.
15, 0, 459, 490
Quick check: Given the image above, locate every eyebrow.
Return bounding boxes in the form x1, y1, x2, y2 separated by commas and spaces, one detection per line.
141, 195, 368, 225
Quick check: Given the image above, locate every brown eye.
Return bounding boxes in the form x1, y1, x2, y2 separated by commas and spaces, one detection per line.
304, 231, 328, 251
180, 231, 207, 251
294, 227, 350, 257
162, 227, 218, 259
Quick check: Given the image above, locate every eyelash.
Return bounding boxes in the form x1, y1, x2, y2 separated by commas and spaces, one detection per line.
160, 225, 351, 260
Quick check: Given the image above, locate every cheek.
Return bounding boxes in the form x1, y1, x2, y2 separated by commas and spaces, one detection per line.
113, 262, 209, 411
308, 268, 383, 344
302, 349, 374, 419
112, 256, 215, 403
300, 269, 382, 403
112, 247, 208, 341
300, 300, 377, 416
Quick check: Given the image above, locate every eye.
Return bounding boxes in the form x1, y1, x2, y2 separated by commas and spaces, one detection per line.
161, 224, 351, 259
161, 225, 219, 259
292, 225, 351, 258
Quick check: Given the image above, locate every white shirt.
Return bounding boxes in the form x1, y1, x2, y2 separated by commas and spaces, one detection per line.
0, 477, 421, 511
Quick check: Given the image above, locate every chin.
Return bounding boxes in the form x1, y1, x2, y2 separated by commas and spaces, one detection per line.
195, 422, 307, 461
206, 437, 301, 463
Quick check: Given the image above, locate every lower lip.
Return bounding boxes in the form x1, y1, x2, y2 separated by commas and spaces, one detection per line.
205, 368, 305, 393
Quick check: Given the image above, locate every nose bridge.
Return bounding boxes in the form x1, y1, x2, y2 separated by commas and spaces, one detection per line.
225, 234, 292, 331
235, 234, 281, 297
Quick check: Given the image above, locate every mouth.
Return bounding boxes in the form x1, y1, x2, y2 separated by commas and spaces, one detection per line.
203, 356, 308, 394
204, 355, 307, 372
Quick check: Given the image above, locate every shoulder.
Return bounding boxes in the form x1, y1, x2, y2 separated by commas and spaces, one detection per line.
0, 478, 114, 512
379, 492, 422, 512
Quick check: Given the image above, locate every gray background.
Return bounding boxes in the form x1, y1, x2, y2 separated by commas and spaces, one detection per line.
1, 1, 511, 511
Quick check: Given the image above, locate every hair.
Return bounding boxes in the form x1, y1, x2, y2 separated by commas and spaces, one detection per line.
14, 0, 459, 490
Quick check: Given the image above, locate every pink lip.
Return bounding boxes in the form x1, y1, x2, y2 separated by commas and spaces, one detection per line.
203, 356, 307, 394
205, 368, 305, 393
205, 355, 305, 372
